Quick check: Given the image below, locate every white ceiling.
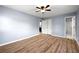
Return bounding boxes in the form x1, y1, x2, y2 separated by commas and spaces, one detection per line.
4, 5, 79, 18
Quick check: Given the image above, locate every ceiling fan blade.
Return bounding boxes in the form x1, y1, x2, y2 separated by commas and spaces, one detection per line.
45, 9, 51, 11
35, 10, 40, 12
46, 5, 50, 8
36, 7, 41, 9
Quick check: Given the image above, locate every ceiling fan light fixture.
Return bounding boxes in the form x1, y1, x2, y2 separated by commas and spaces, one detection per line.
41, 9, 45, 13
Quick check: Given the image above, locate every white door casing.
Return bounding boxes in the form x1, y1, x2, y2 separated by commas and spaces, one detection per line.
64, 16, 76, 39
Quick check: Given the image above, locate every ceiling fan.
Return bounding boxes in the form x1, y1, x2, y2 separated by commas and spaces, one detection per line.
35, 5, 51, 13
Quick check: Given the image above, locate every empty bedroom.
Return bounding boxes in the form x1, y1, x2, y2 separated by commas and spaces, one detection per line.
0, 5, 79, 53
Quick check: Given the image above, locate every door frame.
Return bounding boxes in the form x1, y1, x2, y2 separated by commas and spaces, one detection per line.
64, 16, 76, 39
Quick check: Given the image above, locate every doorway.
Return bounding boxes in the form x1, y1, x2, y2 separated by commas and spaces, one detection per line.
65, 16, 76, 39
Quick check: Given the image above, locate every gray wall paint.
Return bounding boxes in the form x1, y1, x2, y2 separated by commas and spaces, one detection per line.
76, 11, 79, 42
42, 12, 79, 42
50, 13, 77, 37
0, 6, 79, 44
0, 6, 40, 44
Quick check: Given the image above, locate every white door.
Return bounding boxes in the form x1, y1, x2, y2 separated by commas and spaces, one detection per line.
42, 19, 52, 34
65, 16, 76, 39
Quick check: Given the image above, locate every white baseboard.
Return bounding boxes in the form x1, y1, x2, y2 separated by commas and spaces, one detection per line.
0, 34, 77, 46
0, 34, 39, 46
76, 40, 79, 46
51, 34, 65, 38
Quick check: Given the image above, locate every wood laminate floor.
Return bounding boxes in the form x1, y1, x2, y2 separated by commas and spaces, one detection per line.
0, 34, 79, 53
